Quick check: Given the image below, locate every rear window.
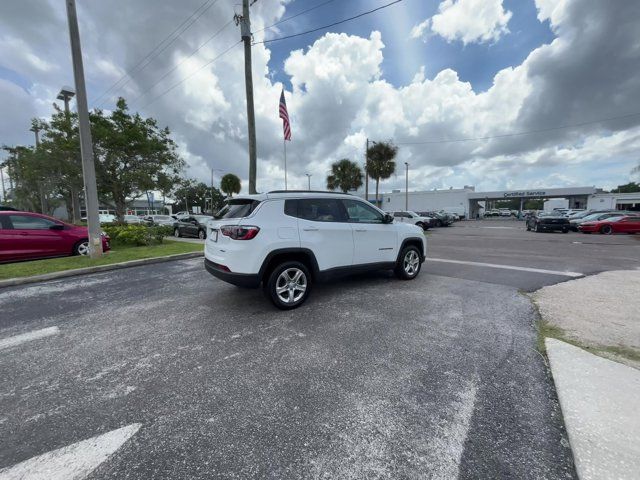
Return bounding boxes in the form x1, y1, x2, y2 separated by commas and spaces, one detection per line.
215, 200, 261, 219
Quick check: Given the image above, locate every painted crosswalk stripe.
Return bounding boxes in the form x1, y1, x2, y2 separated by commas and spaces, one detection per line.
0, 327, 60, 351
0, 423, 141, 480
427, 258, 583, 277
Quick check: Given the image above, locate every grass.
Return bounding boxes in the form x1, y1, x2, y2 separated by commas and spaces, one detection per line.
0, 240, 202, 280
536, 318, 640, 364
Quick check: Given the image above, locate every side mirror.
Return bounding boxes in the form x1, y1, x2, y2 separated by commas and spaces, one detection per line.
49, 224, 64, 231
383, 213, 394, 224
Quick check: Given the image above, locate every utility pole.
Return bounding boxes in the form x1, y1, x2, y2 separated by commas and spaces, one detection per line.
365, 138, 369, 202
30, 123, 47, 214
404, 162, 409, 211
305, 173, 312, 190
238, 0, 257, 194
0, 166, 6, 203
65, 0, 102, 258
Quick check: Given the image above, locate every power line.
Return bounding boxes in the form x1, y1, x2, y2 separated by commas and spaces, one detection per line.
253, 0, 337, 34
93, 0, 221, 108
130, 19, 234, 107
253, 0, 404, 45
395, 112, 640, 145
139, 41, 242, 110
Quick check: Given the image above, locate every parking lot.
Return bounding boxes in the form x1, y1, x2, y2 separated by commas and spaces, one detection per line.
1, 220, 639, 479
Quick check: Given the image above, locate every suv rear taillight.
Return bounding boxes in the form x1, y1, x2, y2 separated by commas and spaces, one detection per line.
220, 225, 260, 240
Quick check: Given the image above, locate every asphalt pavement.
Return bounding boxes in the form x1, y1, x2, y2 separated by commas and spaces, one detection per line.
3, 219, 637, 479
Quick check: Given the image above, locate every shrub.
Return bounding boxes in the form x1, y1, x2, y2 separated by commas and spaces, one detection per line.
102, 224, 172, 246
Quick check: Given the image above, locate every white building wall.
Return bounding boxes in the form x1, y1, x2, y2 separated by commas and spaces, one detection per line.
587, 193, 640, 210
380, 189, 473, 216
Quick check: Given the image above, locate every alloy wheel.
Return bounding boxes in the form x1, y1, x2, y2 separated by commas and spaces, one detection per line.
403, 250, 420, 276
275, 268, 307, 305
77, 241, 89, 256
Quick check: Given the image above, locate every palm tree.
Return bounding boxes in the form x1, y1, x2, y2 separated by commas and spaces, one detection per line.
220, 173, 241, 197
366, 141, 398, 206
326, 159, 363, 193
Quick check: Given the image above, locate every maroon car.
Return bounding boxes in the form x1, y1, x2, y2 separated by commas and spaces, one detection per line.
0, 211, 110, 263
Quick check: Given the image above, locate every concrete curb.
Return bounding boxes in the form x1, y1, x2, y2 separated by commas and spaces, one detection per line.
546, 338, 640, 480
0, 251, 204, 289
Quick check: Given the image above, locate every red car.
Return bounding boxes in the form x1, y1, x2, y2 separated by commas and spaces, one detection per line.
0, 211, 110, 263
578, 215, 640, 234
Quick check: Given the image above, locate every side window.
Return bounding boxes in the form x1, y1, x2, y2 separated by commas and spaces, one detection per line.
343, 200, 384, 224
284, 199, 298, 217
9, 215, 56, 230
295, 199, 346, 222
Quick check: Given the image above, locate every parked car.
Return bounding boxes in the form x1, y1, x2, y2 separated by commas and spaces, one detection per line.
390, 211, 433, 230
99, 214, 116, 224
569, 211, 626, 231
0, 211, 110, 263
578, 216, 640, 234
205, 191, 427, 309
417, 211, 452, 227
173, 215, 213, 239
526, 212, 570, 233
143, 214, 176, 226
0, 205, 18, 211
124, 214, 142, 224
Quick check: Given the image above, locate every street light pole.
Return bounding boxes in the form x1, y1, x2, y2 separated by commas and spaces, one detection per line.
404, 162, 409, 211
365, 138, 369, 202
305, 173, 312, 190
65, 0, 102, 258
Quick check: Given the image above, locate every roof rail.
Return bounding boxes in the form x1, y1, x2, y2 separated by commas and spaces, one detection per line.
267, 190, 353, 195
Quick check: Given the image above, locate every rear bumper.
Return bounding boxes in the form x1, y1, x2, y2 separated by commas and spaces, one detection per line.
204, 258, 261, 288
538, 223, 568, 231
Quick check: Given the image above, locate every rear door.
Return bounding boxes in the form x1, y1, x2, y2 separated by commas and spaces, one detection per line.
293, 198, 353, 271
343, 199, 398, 265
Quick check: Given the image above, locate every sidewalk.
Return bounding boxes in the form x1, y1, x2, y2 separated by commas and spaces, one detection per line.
534, 269, 640, 480
546, 339, 640, 480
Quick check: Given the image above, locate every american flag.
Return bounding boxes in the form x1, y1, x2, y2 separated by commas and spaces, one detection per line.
279, 90, 291, 141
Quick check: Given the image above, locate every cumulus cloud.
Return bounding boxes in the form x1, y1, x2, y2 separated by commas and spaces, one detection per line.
0, 0, 639, 194
412, 0, 512, 45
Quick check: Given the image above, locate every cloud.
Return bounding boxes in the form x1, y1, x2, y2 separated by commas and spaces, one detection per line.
412, 0, 512, 45
0, 0, 638, 195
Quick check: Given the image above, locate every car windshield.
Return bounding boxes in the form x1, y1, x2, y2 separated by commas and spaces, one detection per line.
215, 200, 260, 219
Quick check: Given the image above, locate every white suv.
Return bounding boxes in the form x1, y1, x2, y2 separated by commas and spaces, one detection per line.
204, 191, 427, 309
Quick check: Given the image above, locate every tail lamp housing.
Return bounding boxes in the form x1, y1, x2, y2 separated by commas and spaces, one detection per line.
220, 225, 260, 240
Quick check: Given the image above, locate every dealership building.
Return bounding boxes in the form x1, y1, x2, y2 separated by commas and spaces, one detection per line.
374, 186, 640, 218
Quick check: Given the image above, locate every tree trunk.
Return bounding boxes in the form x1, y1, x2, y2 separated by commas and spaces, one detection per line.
114, 195, 127, 222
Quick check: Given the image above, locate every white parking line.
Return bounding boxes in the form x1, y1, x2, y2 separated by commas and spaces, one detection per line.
0, 423, 141, 480
427, 258, 583, 277
0, 327, 60, 351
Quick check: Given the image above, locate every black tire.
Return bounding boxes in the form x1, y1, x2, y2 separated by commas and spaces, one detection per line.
535, 223, 542, 233
526, 223, 531, 231
562, 227, 568, 233
174, 228, 181, 238
436, 220, 442, 227
416, 222, 427, 231
395, 245, 422, 280
198, 229, 206, 240
73, 239, 89, 256
601, 225, 613, 235
264, 261, 312, 310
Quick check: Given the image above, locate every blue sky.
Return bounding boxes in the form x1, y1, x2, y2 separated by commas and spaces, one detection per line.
266, 0, 554, 92
1, 0, 639, 193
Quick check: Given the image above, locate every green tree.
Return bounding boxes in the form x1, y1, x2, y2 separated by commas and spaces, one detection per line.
173, 179, 224, 213
611, 182, 640, 193
366, 141, 397, 205
91, 98, 184, 221
326, 159, 363, 193
220, 173, 241, 197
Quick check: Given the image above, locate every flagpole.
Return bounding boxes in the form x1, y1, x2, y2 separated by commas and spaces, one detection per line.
284, 139, 288, 190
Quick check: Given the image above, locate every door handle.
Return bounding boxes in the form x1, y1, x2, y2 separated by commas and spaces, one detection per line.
354, 229, 367, 232
19, 232, 29, 236
302, 227, 319, 232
